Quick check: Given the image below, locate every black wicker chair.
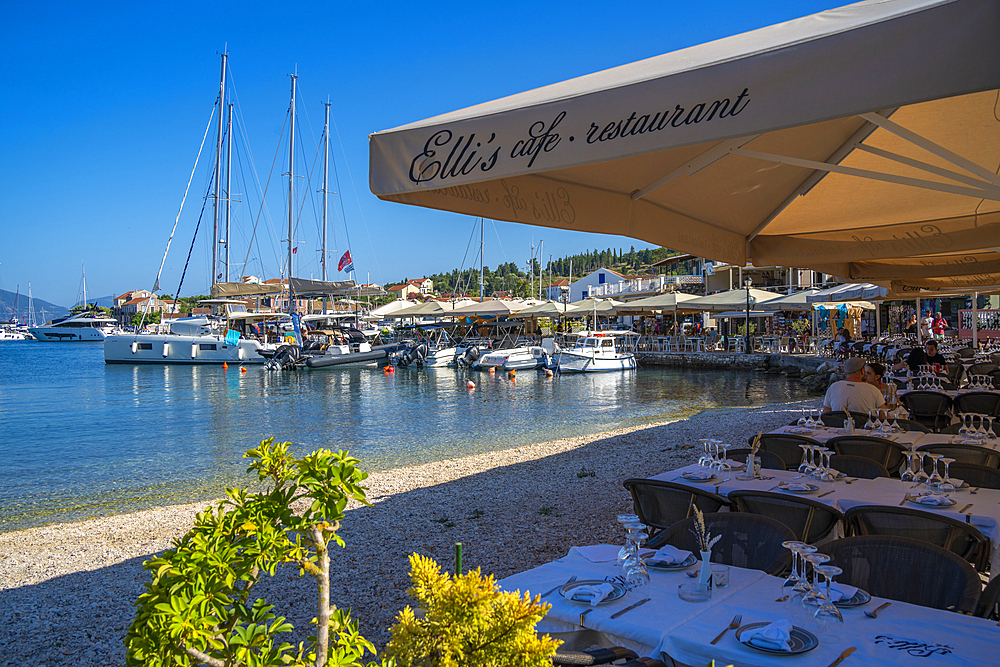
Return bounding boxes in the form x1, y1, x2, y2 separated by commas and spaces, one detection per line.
727, 447, 787, 471
728, 490, 844, 544
553, 647, 639, 666
947, 462, 1000, 489
844, 506, 991, 570
954, 391, 1000, 418
646, 512, 793, 576
827, 435, 908, 476
829, 454, 888, 479
755, 434, 821, 471
622, 479, 730, 537
956, 347, 977, 360
898, 391, 953, 432
820, 411, 870, 429
938, 423, 964, 434
976, 575, 1000, 620
824, 535, 981, 613
891, 419, 930, 433
916, 443, 1000, 468
967, 362, 999, 377
947, 362, 965, 387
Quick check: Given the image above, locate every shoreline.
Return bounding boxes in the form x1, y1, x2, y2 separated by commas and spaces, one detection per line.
0, 398, 818, 666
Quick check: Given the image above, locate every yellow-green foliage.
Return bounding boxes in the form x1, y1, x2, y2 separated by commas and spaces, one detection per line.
387, 554, 560, 667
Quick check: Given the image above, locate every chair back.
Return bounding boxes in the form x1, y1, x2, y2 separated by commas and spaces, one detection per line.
827, 435, 908, 475
977, 575, 1000, 620
820, 411, 869, 429
829, 454, 888, 479
728, 490, 843, 543
845, 506, 990, 569
916, 443, 1000, 468
946, 462, 1000, 489
622, 479, 729, 536
947, 363, 965, 386
646, 512, 793, 576
891, 419, 929, 433
756, 434, 821, 470
953, 391, 1000, 418
957, 347, 977, 360
824, 535, 981, 613
726, 448, 786, 471
899, 391, 954, 432
967, 362, 999, 376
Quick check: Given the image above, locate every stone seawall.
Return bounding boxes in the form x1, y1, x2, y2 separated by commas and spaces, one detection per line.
636, 351, 828, 374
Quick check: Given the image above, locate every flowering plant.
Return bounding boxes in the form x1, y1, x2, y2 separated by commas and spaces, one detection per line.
692, 505, 721, 553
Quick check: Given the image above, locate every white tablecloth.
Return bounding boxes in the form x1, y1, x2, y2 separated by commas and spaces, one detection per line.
770, 424, 1000, 452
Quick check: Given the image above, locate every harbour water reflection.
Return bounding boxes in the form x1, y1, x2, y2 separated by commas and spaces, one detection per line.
0, 341, 810, 531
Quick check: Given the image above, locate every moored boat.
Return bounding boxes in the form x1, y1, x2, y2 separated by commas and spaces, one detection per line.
556, 331, 638, 373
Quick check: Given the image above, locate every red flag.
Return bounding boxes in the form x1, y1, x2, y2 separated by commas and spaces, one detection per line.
292, 247, 298, 254
338, 250, 353, 272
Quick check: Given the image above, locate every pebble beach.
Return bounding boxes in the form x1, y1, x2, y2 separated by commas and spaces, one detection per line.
0, 399, 818, 666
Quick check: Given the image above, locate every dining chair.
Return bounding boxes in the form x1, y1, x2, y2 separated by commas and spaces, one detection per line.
946, 362, 965, 387
956, 347, 977, 360
728, 490, 844, 544
645, 512, 793, 576
946, 462, 1000, 489
828, 454, 888, 479
899, 391, 954, 432
915, 443, 1000, 468
890, 419, 929, 433
967, 362, 999, 377
954, 391, 1000, 418
552, 646, 639, 666
824, 535, 981, 614
976, 575, 1000, 620
622, 479, 730, 537
726, 447, 786, 471
820, 411, 869, 429
755, 434, 822, 471
827, 435, 909, 476
844, 506, 991, 571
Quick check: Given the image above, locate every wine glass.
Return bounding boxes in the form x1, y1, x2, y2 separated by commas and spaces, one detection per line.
791, 544, 817, 594
927, 453, 944, 485
900, 451, 916, 483
890, 409, 903, 434
797, 444, 813, 474
719, 443, 733, 473
958, 413, 970, 437
782, 540, 806, 589
622, 530, 651, 593
988, 416, 997, 441
913, 451, 930, 483
864, 410, 875, 431
616, 514, 640, 566
801, 553, 831, 606
697, 439, 711, 467
813, 564, 845, 637
938, 457, 956, 491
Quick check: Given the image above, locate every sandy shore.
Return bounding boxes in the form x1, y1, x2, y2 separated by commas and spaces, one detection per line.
0, 399, 818, 666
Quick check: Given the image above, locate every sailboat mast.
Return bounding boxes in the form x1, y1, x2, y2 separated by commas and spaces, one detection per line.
322, 101, 330, 312
479, 217, 484, 302
225, 102, 233, 282
538, 240, 543, 300
212, 51, 227, 287
287, 71, 297, 319
82, 262, 87, 307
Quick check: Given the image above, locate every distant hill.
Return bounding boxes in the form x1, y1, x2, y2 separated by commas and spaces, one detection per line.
0, 288, 69, 324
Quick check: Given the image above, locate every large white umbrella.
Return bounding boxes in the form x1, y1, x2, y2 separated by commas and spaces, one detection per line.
806, 283, 887, 303
370, 0, 1000, 286
756, 289, 822, 311
680, 288, 782, 312
614, 292, 699, 313
446, 299, 525, 317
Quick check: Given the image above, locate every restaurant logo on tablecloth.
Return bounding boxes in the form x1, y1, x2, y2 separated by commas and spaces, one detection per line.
875, 635, 954, 657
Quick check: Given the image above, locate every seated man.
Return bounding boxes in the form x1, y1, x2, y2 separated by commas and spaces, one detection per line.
892, 339, 947, 373
823, 357, 886, 414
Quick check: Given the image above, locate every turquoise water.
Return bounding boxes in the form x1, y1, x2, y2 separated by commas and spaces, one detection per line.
0, 341, 810, 532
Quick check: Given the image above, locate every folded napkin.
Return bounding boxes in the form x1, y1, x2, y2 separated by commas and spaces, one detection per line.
828, 582, 859, 603
915, 493, 952, 506
649, 545, 692, 565
779, 483, 813, 492
744, 619, 793, 651
570, 583, 615, 606
682, 470, 714, 480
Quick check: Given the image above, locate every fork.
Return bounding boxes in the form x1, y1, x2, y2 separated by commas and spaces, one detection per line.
710, 613, 742, 644
542, 575, 576, 598
865, 602, 892, 618
899, 494, 913, 506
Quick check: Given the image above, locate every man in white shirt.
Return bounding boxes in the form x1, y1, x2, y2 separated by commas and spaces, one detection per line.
823, 357, 886, 414
920, 313, 933, 339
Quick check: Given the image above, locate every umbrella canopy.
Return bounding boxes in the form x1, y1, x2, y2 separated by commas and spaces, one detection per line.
446, 299, 526, 317
511, 300, 574, 317
390, 299, 475, 318
813, 301, 876, 311
614, 292, 699, 313
370, 0, 1000, 285
572, 297, 627, 315
680, 288, 782, 311
755, 289, 823, 311
806, 283, 887, 303
369, 300, 418, 317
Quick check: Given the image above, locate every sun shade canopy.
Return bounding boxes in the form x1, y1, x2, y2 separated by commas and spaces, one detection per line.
370, 0, 1000, 285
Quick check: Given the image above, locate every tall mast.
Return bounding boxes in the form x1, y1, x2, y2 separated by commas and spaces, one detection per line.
538, 240, 543, 300
212, 51, 227, 287
321, 101, 330, 312
224, 102, 233, 282
479, 217, 484, 302
287, 70, 297, 319
82, 262, 87, 306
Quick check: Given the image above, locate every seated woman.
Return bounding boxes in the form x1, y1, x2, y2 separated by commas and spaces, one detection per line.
864, 361, 889, 396
892, 339, 947, 373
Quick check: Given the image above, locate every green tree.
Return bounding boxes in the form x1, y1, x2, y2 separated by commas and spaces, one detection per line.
131, 312, 161, 327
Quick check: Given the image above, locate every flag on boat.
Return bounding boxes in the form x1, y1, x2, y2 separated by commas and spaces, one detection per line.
292, 247, 298, 254
338, 250, 354, 273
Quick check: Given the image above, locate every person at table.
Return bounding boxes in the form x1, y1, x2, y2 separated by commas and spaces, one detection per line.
863, 361, 890, 396
892, 339, 948, 373
823, 357, 886, 413
903, 313, 918, 335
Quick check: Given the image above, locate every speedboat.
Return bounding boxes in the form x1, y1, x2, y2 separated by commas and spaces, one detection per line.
30, 311, 120, 342
556, 332, 638, 373
474, 339, 556, 371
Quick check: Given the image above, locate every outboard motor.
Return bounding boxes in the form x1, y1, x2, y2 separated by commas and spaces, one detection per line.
263, 344, 303, 371
458, 346, 480, 368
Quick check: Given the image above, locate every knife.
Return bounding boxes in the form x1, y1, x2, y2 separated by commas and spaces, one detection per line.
827, 646, 856, 667
610, 597, 650, 619
817, 490, 835, 498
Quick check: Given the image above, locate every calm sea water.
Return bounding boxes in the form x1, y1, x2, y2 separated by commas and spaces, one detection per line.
0, 341, 810, 532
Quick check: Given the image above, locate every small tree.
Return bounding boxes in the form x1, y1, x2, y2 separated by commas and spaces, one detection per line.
124, 438, 388, 667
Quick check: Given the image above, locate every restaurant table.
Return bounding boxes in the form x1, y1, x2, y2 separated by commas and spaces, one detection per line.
499, 546, 999, 666
898, 388, 1000, 400
768, 424, 995, 452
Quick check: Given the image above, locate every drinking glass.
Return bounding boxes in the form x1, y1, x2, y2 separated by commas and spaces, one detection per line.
792, 544, 818, 594
616, 516, 640, 567
890, 409, 903, 434
958, 413, 970, 437
988, 416, 997, 441
900, 451, 916, 483
797, 445, 813, 474
719, 443, 733, 472
801, 553, 831, 606
864, 410, 875, 431
697, 439, 711, 467
913, 451, 930, 483
938, 457, 956, 491
782, 540, 806, 589
927, 453, 944, 485
623, 531, 651, 592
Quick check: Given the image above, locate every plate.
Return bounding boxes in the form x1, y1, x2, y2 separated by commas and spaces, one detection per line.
832, 588, 871, 608
647, 553, 697, 570
681, 472, 716, 482
558, 579, 627, 605
910, 494, 956, 506
736, 622, 819, 654
777, 483, 819, 494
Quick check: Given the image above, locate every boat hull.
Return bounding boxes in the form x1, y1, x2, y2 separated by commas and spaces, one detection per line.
30, 327, 108, 342
104, 334, 267, 364
557, 351, 637, 373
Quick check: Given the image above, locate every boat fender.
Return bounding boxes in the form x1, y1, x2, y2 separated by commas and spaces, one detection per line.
489, 366, 495, 374
545, 369, 554, 377
384, 365, 395, 374
240, 367, 247, 373
223, 362, 228, 369
508, 369, 516, 377
467, 380, 475, 389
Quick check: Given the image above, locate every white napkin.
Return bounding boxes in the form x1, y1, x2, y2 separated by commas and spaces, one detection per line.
744, 619, 793, 651
572, 545, 622, 562
682, 470, 714, 480
779, 483, 812, 492
570, 583, 615, 606
915, 493, 952, 506
649, 545, 692, 565
828, 583, 859, 603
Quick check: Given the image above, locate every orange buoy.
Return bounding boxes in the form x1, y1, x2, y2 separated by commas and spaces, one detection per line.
508, 369, 516, 378
488, 366, 495, 374
222, 362, 228, 369
240, 367, 247, 373
384, 365, 395, 374
545, 369, 554, 377
466, 380, 476, 389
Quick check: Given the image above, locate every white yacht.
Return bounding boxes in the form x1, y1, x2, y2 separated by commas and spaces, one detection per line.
474, 340, 555, 371
29, 312, 120, 342
556, 332, 638, 373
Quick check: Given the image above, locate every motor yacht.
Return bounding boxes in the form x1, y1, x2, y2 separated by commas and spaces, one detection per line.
556, 332, 638, 373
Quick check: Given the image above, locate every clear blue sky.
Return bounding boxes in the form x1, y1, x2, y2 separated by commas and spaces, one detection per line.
0, 0, 846, 307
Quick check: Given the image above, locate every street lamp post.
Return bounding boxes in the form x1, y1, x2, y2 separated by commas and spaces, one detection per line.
744, 277, 753, 353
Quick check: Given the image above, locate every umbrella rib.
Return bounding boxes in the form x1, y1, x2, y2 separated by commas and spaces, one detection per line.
631, 135, 759, 201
